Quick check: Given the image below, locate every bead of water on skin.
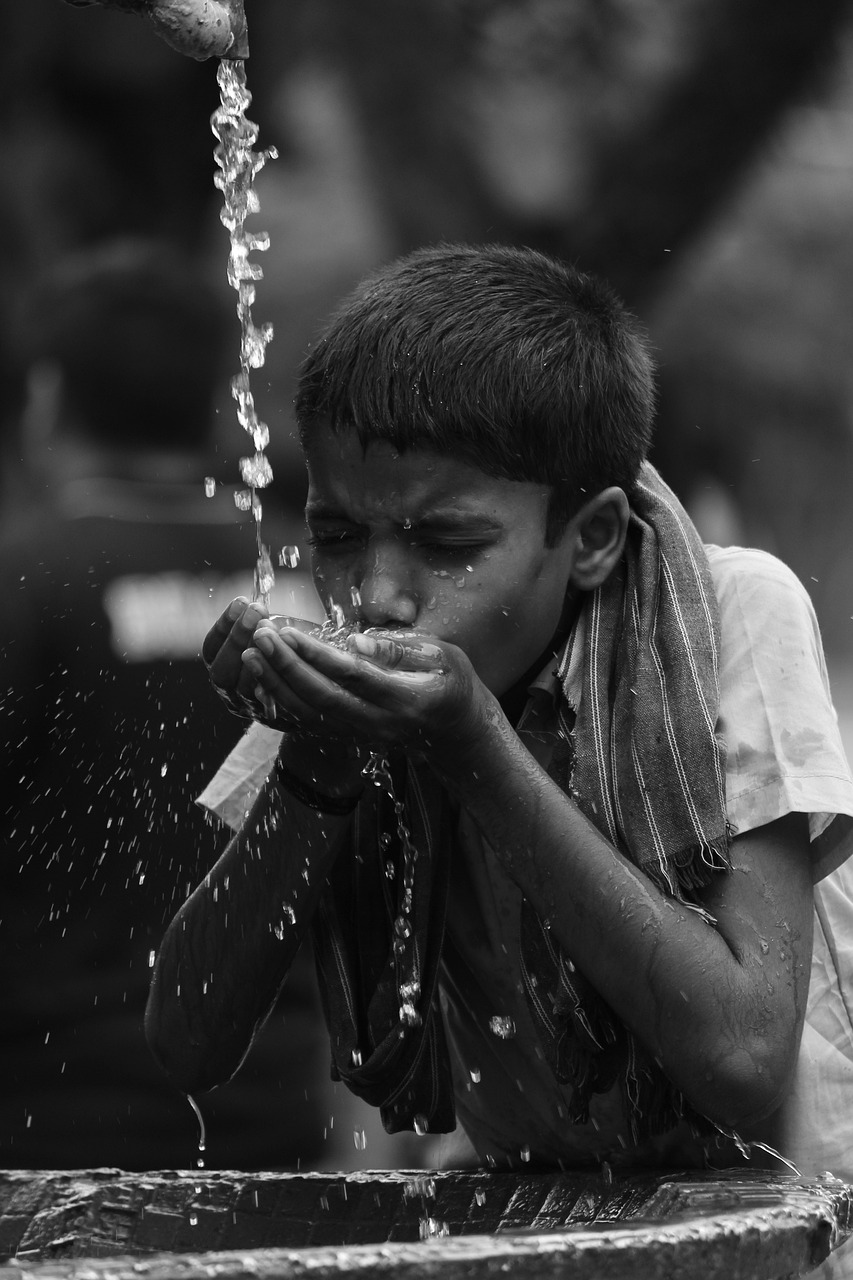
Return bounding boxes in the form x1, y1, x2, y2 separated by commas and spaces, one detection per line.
280, 545, 300, 569
204, 476, 216, 498
489, 1015, 516, 1039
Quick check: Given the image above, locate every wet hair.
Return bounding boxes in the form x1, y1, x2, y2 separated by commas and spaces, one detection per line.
295, 243, 656, 544
23, 238, 229, 451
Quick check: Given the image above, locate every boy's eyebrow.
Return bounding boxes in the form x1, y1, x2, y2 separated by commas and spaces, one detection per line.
411, 510, 504, 534
306, 502, 504, 533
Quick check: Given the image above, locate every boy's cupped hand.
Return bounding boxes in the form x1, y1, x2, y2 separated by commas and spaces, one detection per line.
241, 618, 485, 754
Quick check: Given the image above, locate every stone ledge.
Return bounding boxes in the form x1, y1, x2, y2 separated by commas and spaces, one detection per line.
1, 1168, 850, 1280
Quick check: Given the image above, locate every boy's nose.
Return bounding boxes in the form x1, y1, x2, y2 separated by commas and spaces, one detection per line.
357, 547, 418, 627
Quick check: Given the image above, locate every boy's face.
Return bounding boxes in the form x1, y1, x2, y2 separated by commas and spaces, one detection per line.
304, 426, 578, 697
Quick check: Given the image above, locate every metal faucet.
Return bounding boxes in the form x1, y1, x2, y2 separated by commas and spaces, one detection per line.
62, 0, 249, 61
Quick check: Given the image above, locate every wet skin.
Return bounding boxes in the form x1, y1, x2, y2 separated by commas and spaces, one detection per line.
203, 428, 599, 778
163, 432, 815, 1130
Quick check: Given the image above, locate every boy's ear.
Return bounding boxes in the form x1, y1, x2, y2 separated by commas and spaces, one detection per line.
567, 487, 630, 590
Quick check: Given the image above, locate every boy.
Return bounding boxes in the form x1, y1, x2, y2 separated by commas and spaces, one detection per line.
146, 245, 853, 1212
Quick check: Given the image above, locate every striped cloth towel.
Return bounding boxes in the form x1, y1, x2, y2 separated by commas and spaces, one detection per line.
520, 461, 731, 1138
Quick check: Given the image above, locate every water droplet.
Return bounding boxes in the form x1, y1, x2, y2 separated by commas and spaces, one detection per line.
413, 1114, 429, 1136
330, 602, 345, 629
469, 1066, 481, 1083
759, 939, 770, 954
353, 1129, 366, 1150
489, 1015, 516, 1039
351, 1048, 363, 1067
189, 1213, 198, 1227
204, 476, 217, 497
475, 1189, 486, 1206
148, 949, 156, 968
350, 586, 362, 607
280, 545, 300, 569
404, 1176, 436, 1200
419, 1217, 449, 1239
234, 489, 253, 512
519, 1144, 531, 1162
240, 453, 273, 488
399, 1001, 421, 1027
160, 763, 168, 778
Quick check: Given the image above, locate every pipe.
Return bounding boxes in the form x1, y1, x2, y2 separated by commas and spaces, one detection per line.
61, 0, 249, 61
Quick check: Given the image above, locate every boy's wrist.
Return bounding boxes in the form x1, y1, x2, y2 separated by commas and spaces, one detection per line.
277, 732, 366, 800
274, 757, 363, 814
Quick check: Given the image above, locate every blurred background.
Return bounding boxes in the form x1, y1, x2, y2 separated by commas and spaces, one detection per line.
3, 0, 853, 1172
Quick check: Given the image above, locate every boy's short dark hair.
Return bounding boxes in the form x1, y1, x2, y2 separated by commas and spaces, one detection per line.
295, 243, 656, 543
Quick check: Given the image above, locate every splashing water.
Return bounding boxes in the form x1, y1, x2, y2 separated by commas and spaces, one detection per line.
211, 59, 278, 605
362, 751, 423, 1030
405, 1175, 449, 1241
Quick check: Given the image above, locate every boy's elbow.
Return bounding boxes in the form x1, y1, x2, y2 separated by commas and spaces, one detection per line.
689, 1033, 796, 1131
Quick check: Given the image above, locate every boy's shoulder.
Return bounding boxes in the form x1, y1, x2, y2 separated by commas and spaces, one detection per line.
704, 543, 816, 625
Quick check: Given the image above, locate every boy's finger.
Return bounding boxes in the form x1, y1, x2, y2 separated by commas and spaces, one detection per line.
241, 645, 343, 731
349, 632, 446, 672
201, 596, 249, 666
207, 600, 269, 687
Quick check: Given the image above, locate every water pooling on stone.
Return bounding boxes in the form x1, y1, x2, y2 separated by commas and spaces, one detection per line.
210, 58, 278, 605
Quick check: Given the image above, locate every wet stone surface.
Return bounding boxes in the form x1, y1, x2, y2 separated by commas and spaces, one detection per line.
1, 1167, 851, 1279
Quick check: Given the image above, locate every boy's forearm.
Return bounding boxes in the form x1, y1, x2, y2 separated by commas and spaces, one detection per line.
426, 704, 810, 1130
145, 751, 354, 1095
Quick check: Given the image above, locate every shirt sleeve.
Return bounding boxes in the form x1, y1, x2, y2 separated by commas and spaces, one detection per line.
709, 545, 853, 881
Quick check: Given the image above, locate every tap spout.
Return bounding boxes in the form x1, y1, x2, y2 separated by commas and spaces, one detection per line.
61, 0, 249, 61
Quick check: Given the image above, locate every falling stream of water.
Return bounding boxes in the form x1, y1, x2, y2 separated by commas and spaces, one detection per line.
189, 60, 437, 1230
210, 58, 278, 605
